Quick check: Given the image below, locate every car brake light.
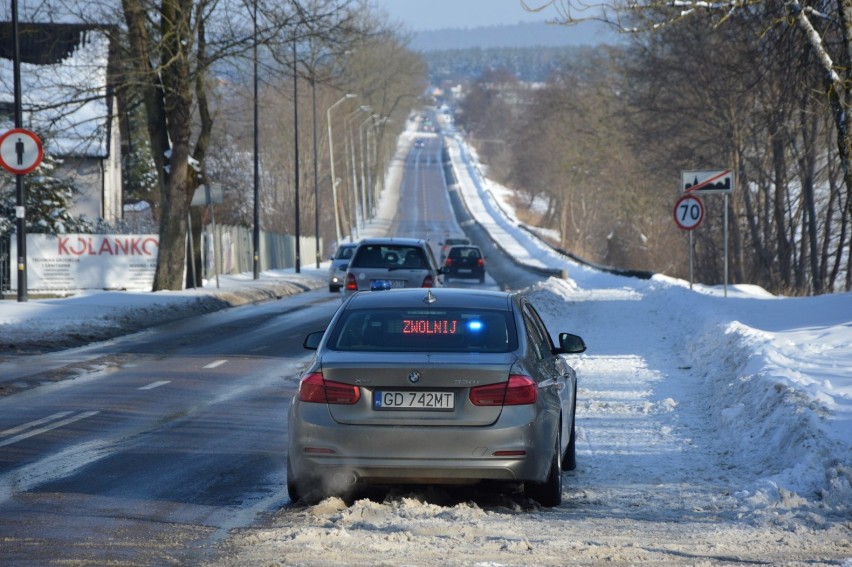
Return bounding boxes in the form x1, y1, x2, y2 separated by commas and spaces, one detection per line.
298, 372, 361, 404
345, 273, 358, 291
444, 258, 453, 266
477, 258, 484, 267
422, 274, 434, 288
469, 375, 537, 406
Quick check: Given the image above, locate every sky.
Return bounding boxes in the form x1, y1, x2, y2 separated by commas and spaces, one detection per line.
375, 0, 550, 31
1, 114, 849, 563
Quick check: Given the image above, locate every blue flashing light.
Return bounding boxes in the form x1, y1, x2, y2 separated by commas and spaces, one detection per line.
467, 320, 483, 333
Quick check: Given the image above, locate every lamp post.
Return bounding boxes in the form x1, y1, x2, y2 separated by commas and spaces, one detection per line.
370, 117, 390, 218
252, 0, 260, 280
344, 106, 370, 238
292, 35, 301, 273
358, 114, 375, 229
326, 94, 356, 246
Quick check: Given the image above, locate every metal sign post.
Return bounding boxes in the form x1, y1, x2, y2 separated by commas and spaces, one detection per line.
190, 183, 224, 288
673, 194, 704, 289
679, 169, 735, 297
0, 127, 44, 303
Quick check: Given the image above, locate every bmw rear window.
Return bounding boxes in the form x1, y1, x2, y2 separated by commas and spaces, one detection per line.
327, 308, 517, 353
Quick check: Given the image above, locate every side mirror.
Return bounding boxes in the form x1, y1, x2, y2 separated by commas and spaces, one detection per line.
556, 332, 586, 354
303, 331, 324, 350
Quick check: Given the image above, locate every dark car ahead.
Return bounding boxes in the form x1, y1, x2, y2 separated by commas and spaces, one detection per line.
443, 244, 485, 283
439, 236, 471, 261
343, 237, 443, 296
288, 288, 587, 507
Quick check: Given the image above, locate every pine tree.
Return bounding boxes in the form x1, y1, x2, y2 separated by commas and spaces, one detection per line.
0, 152, 92, 235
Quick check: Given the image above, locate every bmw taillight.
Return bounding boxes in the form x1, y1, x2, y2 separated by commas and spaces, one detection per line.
422, 274, 435, 287
298, 372, 361, 404
469, 375, 537, 406
345, 273, 358, 291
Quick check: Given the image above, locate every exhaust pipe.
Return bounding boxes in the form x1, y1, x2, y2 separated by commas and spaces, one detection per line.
329, 471, 358, 491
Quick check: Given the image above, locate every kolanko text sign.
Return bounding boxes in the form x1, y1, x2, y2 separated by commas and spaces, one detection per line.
10, 234, 158, 291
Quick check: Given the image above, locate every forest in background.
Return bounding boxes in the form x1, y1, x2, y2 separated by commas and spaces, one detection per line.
436, 18, 850, 296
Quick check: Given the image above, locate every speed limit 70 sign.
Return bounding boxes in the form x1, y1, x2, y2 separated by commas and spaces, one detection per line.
673, 195, 704, 230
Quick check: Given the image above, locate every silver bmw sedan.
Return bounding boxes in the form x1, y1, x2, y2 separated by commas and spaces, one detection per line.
287, 287, 586, 507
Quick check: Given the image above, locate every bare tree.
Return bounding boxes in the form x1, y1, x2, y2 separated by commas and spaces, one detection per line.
523, 0, 852, 226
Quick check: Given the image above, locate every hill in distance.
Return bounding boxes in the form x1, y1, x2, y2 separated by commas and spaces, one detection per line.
409, 20, 620, 51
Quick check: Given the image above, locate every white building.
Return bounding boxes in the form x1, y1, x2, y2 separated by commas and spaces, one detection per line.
0, 22, 122, 224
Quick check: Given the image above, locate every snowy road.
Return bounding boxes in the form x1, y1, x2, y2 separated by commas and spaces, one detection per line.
0, 116, 848, 566
213, 116, 850, 566
214, 273, 850, 566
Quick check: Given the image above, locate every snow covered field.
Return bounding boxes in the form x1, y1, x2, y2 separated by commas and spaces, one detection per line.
1, 118, 850, 565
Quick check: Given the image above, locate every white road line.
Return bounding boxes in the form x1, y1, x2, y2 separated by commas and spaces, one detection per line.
203, 360, 228, 369
0, 411, 100, 449
0, 411, 75, 438
138, 380, 171, 390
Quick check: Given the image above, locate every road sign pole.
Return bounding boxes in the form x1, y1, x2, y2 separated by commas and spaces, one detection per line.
688, 231, 694, 290
724, 194, 729, 297
12, 0, 26, 301
15, 177, 25, 301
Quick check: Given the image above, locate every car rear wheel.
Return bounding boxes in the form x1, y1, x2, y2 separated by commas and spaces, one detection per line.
525, 432, 562, 507
286, 455, 304, 503
562, 401, 577, 471
562, 414, 577, 471
286, 455, 325, 505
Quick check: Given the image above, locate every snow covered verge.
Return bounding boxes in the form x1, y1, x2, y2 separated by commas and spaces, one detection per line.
215, 271, 851, 567
0, 271, 325, 353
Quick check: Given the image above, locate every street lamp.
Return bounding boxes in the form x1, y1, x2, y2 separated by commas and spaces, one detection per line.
252, 0, 260, 280
368, 116, 390, 218
344, 105, 371, 239
326, 93, 356, 245
358, 114, 376, 228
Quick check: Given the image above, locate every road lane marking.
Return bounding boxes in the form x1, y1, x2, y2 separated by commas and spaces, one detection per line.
203, 360, 228, 369
0, 411, 74, 438
138, 380, 170, 390
0, 411, 100, 448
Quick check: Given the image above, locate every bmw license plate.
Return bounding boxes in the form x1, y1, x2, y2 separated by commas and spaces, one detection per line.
373, 391, 455, 411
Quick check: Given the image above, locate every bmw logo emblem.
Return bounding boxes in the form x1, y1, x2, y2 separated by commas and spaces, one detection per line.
408, 371, 421, 384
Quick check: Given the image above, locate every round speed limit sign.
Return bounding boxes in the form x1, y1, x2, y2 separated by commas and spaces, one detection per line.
673, 194, 704, 230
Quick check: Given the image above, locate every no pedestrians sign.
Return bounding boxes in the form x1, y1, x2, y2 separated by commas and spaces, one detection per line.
0, 128, 43, 175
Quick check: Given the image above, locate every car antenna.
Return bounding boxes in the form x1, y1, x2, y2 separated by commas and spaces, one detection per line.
423, 289, 437, 304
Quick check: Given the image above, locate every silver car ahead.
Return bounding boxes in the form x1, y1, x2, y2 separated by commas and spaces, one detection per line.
288, 288, 587, 507
328, 242, 359, 292
343, 237, 443, 296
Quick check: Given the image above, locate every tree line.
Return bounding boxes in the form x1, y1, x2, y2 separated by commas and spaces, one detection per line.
3, 0, 425, 291
454, 7, 850, 295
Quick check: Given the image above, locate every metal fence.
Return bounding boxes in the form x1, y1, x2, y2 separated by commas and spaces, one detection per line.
201, 224, 320, 280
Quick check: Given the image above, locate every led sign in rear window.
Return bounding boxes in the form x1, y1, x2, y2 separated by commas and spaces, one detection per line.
329, 308, 516, 352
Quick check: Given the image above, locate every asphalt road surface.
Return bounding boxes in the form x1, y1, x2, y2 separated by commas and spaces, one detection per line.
0, 129, 542, 565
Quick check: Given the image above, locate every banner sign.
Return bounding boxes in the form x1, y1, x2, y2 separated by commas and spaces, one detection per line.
10, 234, 159, 291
